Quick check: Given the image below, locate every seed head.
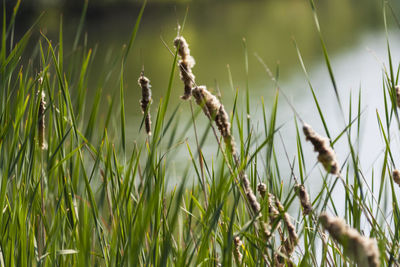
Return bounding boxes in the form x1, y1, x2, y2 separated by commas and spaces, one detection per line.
257, 183, 267, 199
275, 199, 298, 254
393, 169, 400, 186
319, 213, 380, 267
396, 85, 400, 108
303, 123, 339, 174
174, 36, 196, 100
233, 236, 243, 265
38, 91, 47, 150
192, 86, 236, 155
241, 173, 261, 214
138, 73, 152, 135
294, 184, 312, 215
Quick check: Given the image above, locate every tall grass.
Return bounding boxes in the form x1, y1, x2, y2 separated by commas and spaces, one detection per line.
0, 1, 399, 266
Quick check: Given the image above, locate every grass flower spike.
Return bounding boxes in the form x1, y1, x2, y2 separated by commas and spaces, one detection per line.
174, 36, 196, 100
303, 123, 339, 174
233, 236, 243, 265
295, 184, 312, 215
192, 85, 236, 154
138, 72, 152, 135
38, 91, 47, 150
319, 213, 380, 267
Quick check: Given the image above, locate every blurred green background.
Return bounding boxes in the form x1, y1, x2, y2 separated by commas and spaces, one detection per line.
6, 0, 398, 128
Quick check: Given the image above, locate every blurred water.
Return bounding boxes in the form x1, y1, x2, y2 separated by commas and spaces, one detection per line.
15, 1, 400, 193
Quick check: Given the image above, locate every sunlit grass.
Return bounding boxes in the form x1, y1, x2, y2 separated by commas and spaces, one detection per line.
0, 0, 399, 266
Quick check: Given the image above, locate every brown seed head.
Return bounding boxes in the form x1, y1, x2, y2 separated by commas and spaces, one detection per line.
174, 36, 196, 100
319, 212, 380, 267
257, 183, 267, 199
393, 169, 400, 186
396, 85, 400, 108
275, 198, 298, 253
38, 91, 47, 150
241, 173, 261, 214
294, 184, 312, 215
233, 236, 243, 265
138, 73, 152, 135
303, 123, 339, 174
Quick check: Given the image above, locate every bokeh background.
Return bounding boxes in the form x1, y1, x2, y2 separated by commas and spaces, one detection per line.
6, 0, 400, 188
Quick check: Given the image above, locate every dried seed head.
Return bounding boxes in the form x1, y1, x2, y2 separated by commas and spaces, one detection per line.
396, 85, 400, 108
257, 183, 267, 199
303, 123, 339, 175
174, 36, 196, 100
233, 236, 243, 265
275, 199, 298, 254
260, 221, 271, 239
393, 169, 400, 186
294, 184, 312, 215
215, 105, 236, 154
38, 91, 47, 150
319, 213, 380, 267
242, 173, 261, 214
267, 193, 280, 222
138, 73, 152, 135
192, 86, 237, 155
192, 86, 221, 117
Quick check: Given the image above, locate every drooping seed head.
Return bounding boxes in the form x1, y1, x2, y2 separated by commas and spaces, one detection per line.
275, 198, 298, 254
303, 123, 339, 175
295, 184, 312, 215
319, 212, 380, 267
241, 173, 261, 214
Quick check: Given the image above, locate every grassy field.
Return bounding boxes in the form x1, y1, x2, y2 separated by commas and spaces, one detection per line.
1, 0, 400, 266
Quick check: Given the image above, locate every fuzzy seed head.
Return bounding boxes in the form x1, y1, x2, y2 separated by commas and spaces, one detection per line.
303, 123, 339, 174
295, 184, 312, 215
393, 169, 400, 186
241, 173, 261, 214
396, 85, 400, 108
215, 105, 236, 155
38, 91, 47, 150
138, 74, 152, 135
174, 36, 196, 100
192, 86, 221, 118
276, 199, 298, 252
257, 183, 267, 199
319, 213, 380, 267
233, 236, 243, 265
